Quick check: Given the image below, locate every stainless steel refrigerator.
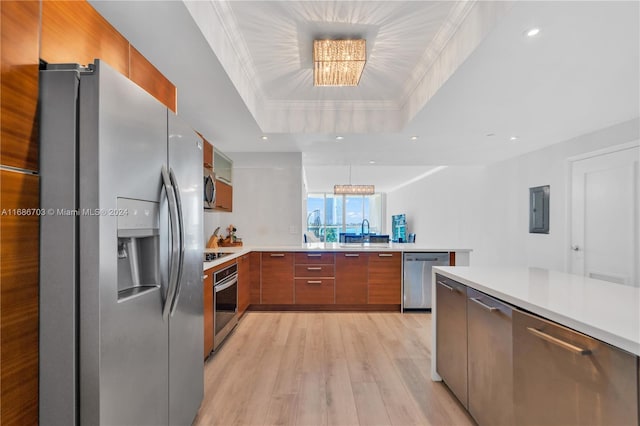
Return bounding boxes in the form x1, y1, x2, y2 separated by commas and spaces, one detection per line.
39, 60, 204, 425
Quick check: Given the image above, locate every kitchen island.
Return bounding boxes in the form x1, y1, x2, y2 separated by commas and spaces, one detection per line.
431, 266, 639, 426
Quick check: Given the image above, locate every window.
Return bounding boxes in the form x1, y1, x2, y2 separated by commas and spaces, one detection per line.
305, 193, 383, 242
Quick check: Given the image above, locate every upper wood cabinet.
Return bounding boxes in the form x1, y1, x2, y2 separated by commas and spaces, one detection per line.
129, 46, 176, 112
215, 180, 233, 212
260, 252, 294, 304
1, 1, 40, 172
41, 1, 177, 112
203, 139, 213, 169
368, 252, 402, 305
41, 1, 130, 76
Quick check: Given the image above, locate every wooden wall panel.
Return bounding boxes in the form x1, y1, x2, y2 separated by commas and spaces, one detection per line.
129, 46, 177, 112
0, 171, 40, 425
41, 1, 129, 76
0, 1, 40, 171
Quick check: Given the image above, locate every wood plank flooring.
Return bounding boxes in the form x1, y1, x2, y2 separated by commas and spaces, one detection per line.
194, 312, 475, 426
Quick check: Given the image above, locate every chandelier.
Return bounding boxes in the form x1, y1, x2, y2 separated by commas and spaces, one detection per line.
334, 165, 375, 195
313, 39, 366, 87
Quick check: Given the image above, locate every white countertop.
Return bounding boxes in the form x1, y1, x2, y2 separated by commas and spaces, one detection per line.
433, 266, 640, 356
203, 244, 472, 271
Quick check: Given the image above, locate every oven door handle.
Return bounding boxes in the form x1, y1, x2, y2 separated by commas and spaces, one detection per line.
215, 275, 238, 293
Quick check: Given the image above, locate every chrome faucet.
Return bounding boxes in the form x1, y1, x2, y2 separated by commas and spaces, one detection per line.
361, 219, 370, 241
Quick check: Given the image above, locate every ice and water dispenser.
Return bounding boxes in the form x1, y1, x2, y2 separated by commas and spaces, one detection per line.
117, 198, 160, 301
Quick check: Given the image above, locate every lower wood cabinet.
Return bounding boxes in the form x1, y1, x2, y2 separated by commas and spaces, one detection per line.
335, 252, 368, 304
435, 274, 468, 409
237, 254, 250, 316
294, 278, 334, 304
368, 252, 401, 304
203, 271, 213, 359
260, 252, 294, 304
467, 287, 513, 425
249, 252, 261, 304
513, 309, 638, 426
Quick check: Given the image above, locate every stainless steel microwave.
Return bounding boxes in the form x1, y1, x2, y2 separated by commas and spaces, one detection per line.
203, 168, 216, 209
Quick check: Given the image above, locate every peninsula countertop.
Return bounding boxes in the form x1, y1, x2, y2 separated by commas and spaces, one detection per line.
203, 244, 472, 271
433, 266, 640, 356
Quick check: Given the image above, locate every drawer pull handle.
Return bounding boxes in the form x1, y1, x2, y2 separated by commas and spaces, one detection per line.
378, 253, 393, 257
270, 253, 285, 257
526, 327, 592, 355
307, 254, 322, 257
344, 254, 360, 257
307, 280, 322, 285
437, 281, 454, 291
307, 267, 322, 271
470, 297, 497, 312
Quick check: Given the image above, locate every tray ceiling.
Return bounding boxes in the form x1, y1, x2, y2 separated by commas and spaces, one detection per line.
185, 0, 482, 133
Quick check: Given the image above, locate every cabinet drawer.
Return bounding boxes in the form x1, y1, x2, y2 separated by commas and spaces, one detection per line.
513, 309, 638, 425
294, 264, 335, 278
294, 252, 335, 264
369, 251, 400, 262
295, 278, 335, 304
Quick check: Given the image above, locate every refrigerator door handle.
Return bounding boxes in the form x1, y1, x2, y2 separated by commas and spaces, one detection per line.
162, 166, 181, 321
169, 168, 186, 316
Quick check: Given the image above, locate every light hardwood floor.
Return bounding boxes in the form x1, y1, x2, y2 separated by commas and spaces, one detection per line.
194, 312, 475, 426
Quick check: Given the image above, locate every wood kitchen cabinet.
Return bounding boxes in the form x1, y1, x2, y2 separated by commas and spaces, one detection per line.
467, 287, 513, 425
237, 254, 250, 316
249, 252, 261, 305
202, 138, 213, 169
368, 252, 401, 305
260, 252, 294, 304
214, 180, 233, 212
335, 252, 368, 304
294, 252, 335, 304
513, 309, 638, 425
203, 270, 213, 359
435, 274, 468, 409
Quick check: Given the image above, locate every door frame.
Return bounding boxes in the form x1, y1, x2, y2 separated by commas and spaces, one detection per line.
565, 140, 640, 273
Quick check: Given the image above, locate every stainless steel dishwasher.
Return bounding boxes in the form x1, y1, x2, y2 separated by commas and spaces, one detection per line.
403, 252, 449, 309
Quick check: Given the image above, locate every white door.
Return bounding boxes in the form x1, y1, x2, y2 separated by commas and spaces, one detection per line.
570, 144, 639, 286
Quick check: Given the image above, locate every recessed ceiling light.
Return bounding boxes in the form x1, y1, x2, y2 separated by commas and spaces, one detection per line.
525, 27, 540, 37
410, 136, 418, 141
510, 136, 519, 141
335, 136, 344, 140
260, 135, 268, 140
369, 160, 376, 164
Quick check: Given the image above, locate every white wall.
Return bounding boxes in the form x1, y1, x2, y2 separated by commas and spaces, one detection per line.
387, 118, 640, 270
221, 152, 303, 245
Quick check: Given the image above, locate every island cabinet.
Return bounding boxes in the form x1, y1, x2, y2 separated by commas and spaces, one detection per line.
294, 252, 335, 304
260, 252, 294, 304
368, 252, 401, 305
203, 270, 214, 359
335, 252, 368, 304
435, 274, 468, 409
513, 310, 638, 426
467, 288, 513, 425
237, 254, 250, 316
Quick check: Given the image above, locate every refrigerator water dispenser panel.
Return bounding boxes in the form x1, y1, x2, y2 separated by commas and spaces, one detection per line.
117, 198, 160, 301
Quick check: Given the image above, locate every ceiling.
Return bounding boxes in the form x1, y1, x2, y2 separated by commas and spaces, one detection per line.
90, 1, 639, 192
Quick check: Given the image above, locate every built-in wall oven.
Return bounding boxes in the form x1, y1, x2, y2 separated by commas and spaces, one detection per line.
213, 262, 238, 350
